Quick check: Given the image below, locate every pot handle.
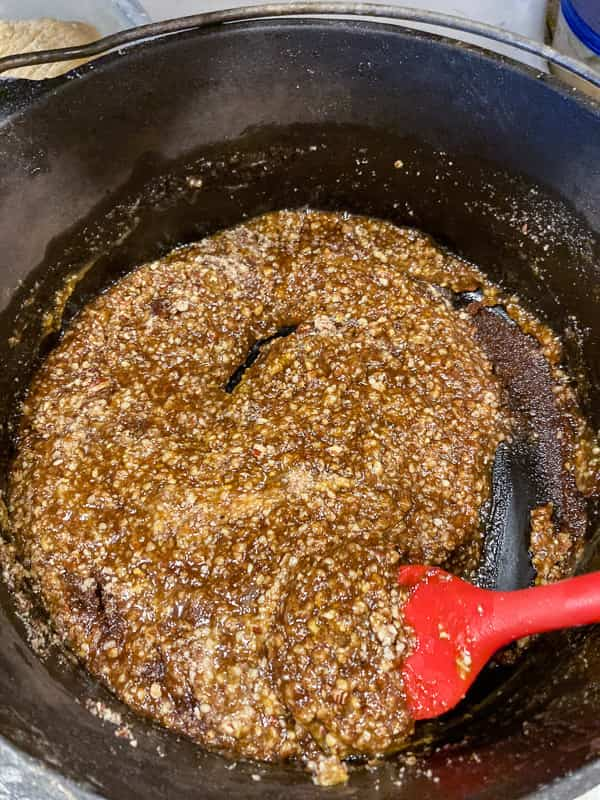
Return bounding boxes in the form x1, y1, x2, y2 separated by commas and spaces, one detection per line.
0, 3, 599, 90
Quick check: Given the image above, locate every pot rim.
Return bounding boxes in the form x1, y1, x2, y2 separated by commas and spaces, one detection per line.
0, 1, 599, 91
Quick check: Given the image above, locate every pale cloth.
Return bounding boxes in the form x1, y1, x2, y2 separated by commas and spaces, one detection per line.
0, 18, 98, 79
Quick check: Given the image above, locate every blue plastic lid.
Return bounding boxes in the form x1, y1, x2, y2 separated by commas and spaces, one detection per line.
562, 0, 600, 56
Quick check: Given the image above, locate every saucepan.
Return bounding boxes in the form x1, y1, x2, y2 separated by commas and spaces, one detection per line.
0, 6, 598, 799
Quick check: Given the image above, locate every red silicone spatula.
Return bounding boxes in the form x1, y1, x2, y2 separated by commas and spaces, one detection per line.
397, 565, 600, 720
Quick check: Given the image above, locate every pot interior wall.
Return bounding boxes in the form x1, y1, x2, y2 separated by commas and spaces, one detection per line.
0, 19, 598, 800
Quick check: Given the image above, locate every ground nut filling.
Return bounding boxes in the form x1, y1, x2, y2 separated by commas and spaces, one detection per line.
270, 544, 414, 760
7, 210, 593, 785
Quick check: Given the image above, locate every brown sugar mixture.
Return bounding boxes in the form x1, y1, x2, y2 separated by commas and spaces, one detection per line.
270, 544, 412, 760
7, 210, 597, 785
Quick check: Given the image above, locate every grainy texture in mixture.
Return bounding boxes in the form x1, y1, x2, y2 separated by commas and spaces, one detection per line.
270, 544, 412, 759
7, 210, 595, 782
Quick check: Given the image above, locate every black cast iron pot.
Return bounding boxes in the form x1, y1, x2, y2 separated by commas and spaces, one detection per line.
0, 7, 599, 800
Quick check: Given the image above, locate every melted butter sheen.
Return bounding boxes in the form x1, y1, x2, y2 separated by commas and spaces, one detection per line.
10, 211, 514, 778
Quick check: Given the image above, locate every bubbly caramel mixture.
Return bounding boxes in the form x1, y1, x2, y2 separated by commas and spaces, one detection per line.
8, 210, 593, 784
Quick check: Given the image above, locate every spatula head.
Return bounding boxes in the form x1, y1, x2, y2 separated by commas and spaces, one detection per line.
398, 566, 497, 720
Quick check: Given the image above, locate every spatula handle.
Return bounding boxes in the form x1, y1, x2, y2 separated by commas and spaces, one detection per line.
489, 571, 600, 648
